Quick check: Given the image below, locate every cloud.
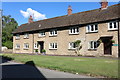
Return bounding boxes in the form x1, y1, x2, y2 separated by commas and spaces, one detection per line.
20, 8, 47, 20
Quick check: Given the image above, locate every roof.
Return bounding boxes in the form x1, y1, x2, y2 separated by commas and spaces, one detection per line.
13, 4, 120, 34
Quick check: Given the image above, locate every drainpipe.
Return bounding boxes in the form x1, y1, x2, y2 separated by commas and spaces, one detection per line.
32, 32, 34, 54
117, 20, 119, 57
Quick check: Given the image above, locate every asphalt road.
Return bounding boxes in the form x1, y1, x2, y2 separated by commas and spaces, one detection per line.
0, 58, 100, 80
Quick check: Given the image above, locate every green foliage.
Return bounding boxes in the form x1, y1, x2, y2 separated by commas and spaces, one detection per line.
74, 40, 81, 47
3, 41, 13, 49
42, 49, 46, 53
35, 49, 38, 52
74, 40, 82, 55
2, 15, 18, 49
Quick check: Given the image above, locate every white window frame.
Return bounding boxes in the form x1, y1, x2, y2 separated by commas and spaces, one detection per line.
34, 43, 38, 49
88, 41, 98, 50
15, 34, 20, 40
49, 43, 57, 50
108, 21, 118, 30
86, 24, 98, 33
49, 30, 57, 36
69, 27, 79, 34
15, 44, 20, 49
23, 43, 29, 50
68, 42, 76, 50
24, 33, 29, 39
38, 31, 45, 37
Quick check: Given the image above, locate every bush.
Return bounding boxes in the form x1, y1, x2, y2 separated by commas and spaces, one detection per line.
42, 49, 46, 53
3, 41, 13, 49
35, 49, 38, 52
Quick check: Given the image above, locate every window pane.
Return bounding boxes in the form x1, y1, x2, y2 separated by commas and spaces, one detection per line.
109, 23, 112, 28
55, 30, 57, 34
55, 43, 57, 48
91, 25, 94, 31
73, 28, 76, 33
94, 42, 97, 49
77, 27, 79, 32
95, 25, 98, 31
114, 22, 117, 28
90, 41, 93, 48
73, 43, 76, 48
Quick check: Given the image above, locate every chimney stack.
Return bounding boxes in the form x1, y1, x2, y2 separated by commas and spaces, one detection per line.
100, 0, 108, 10
28, 15, 33, 23
67, 5, 72, 15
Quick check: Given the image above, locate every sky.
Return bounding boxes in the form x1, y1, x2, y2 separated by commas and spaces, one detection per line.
2, 2, 119, 26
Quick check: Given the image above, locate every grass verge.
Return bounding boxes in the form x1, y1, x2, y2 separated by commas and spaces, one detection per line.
1, 53, 118, 78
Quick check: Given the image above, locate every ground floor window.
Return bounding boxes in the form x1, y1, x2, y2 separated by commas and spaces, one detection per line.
88, 41, 98, 50
49, 43, 57, 49
24, 43, 29, 49
15, 44, 20, 49
34, 43, 38, 49
69, 42, 76, 49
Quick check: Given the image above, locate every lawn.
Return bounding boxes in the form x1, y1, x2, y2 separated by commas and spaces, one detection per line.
1, 53, 118, 78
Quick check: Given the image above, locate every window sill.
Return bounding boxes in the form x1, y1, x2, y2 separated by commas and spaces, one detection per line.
15, 38, 20, 40
23, 48, 29, 50
88, 49, 97, 51
38, 36, 46, 38
69, 33, 79, 35
49, 35, 57, 37
108, 29, 118, 31
68, 48, 76, 50
86, 31, 98, 34
15, 48, 20, 50
49, 48, 57, 50
24, 38, 29, 39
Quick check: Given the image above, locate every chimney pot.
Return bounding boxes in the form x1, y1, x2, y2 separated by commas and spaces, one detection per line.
67, 5, 72, 15
100, 0, 108, 10
28, 15, 33, 23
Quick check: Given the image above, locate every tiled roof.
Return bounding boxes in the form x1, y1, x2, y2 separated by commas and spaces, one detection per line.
12, 4, 120, 34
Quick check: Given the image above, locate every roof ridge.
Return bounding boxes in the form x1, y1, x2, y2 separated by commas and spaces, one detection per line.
19, 3, 119, 27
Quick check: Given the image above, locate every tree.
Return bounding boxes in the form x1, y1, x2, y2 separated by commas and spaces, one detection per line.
74, 40, 82, 56
2, 15, 18, 49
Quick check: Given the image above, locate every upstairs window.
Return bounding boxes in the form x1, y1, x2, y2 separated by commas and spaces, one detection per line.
88, 41, 98, 50
49, 30, 57, 36
24, 43, 29, 49
24, 33, 29, 39
34, 43, 38, 49
49, 43, 57, 49
68, 42, 76, 49
86, 24, 98, 33
15, 44, 20, 49
108, 21, 118, 30
39, 31, 45, 37
69, 27, 79, 34
16, 34, 20, 40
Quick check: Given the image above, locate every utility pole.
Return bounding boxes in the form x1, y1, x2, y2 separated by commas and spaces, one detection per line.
0, 9, 2, 53
118, 20, 120, 58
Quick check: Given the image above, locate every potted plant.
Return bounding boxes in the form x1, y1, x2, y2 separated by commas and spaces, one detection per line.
111, 40, 115, 43
35, 49, 38, 55
42, 49, 46, 55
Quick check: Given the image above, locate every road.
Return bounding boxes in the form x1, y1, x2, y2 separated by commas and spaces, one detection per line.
0, 59, 98, 79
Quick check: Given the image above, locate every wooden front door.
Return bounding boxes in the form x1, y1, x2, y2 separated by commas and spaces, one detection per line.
38, 41, 44, 53
103, 39, 112, 55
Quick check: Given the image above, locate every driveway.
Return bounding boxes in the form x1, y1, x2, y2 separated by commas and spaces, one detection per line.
0, 58, 98, 79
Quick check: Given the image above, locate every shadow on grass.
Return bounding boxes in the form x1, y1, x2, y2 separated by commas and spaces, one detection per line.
1, 58, 47, 80
1, 56, 14, 63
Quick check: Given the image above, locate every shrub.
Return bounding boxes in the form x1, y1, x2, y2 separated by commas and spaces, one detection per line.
3, 41, 13, 49
35, 49, 38, 53
42, 49, 46, 53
